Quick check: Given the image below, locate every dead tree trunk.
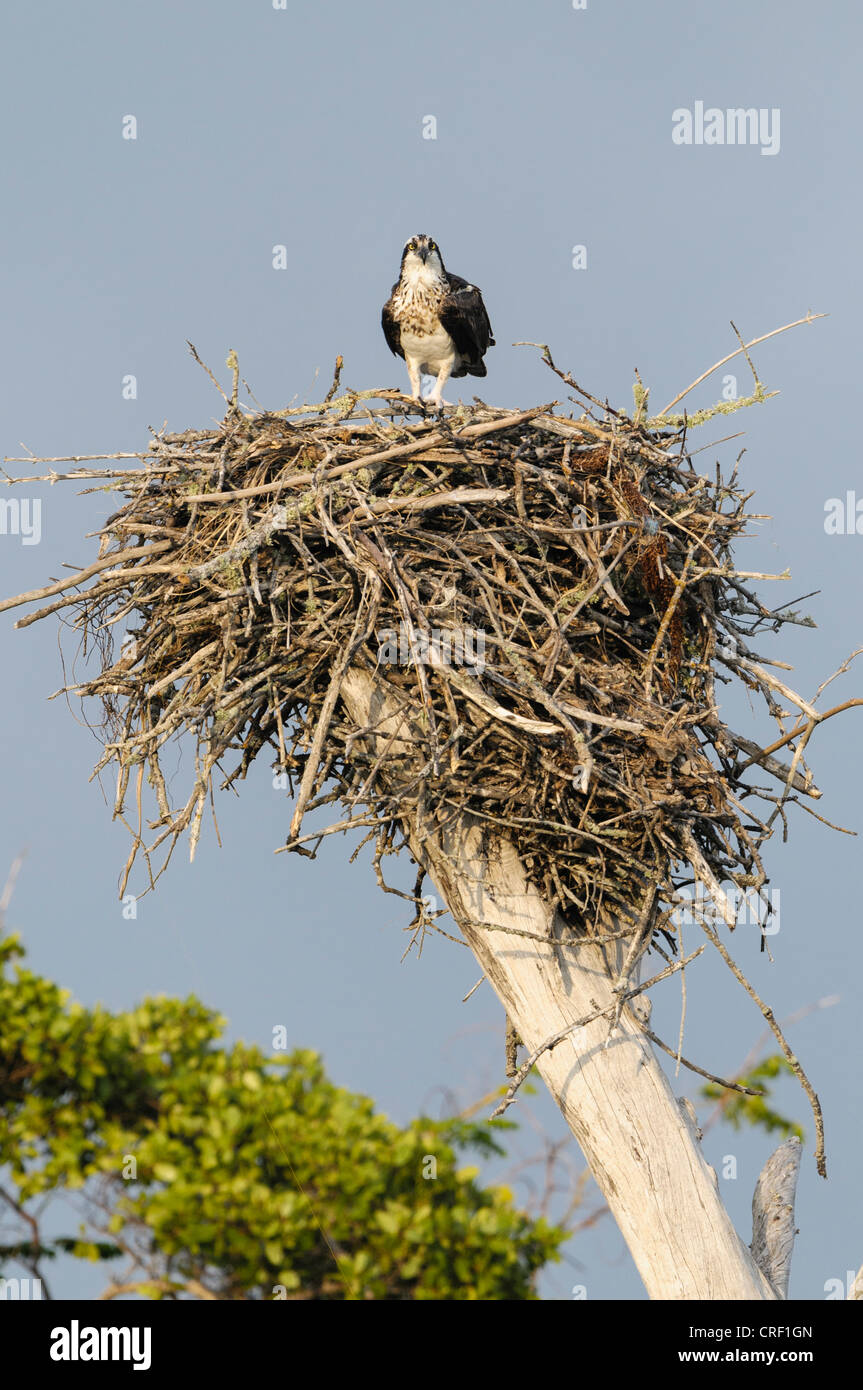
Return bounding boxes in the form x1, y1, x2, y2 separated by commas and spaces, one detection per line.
342, 668, 777, 1301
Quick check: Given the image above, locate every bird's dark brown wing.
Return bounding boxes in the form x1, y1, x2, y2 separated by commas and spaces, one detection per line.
439, 272, 494, 376
381, 285, 404, 360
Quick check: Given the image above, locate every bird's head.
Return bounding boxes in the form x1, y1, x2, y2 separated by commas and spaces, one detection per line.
400, 233, 445, 280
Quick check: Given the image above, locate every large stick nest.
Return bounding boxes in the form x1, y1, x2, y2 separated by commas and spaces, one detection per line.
5, 336, 848, 1169
4, 367, 827, 932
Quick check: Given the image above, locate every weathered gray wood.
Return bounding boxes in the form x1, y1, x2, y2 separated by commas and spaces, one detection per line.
751, 1137, 802, 1298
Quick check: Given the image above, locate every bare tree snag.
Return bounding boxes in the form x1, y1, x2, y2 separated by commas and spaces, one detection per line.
341, 667, 777, 1301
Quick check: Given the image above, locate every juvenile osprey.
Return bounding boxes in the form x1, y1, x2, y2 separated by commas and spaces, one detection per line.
382, 234, 494, 408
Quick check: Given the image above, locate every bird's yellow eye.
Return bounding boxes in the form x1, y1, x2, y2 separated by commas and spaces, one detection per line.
430, 241, 437, 250
408, 240, 417, 250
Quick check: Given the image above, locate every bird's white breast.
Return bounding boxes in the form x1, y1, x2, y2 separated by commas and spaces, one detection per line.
399, 321, 457, 373
392, 268, 456, 371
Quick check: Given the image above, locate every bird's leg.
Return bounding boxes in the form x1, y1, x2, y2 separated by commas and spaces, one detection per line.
406, 362, 424, 408
426, 362, 453, 411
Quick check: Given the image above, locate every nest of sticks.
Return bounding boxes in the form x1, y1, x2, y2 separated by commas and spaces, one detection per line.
3, 326, 848, 1169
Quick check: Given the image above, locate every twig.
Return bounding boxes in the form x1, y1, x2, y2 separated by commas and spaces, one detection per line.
491, 948, 704, 1117
0, 541, 174, 616
656, 313, 827, 418
186, 341, 231, 405
324, 355, 344, 403
642, 1028, 763, 1096
683, 831, 826, 1177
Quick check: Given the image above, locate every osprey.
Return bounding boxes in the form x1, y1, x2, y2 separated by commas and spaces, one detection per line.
382, 234, 494, 408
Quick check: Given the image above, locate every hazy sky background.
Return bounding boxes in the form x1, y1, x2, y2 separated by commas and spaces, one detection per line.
1, 1, 860, 1300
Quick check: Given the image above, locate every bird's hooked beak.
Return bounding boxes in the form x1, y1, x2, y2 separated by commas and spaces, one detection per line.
416, 243, 429, 263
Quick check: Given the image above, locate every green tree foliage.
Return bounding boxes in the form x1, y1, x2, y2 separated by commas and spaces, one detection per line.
0, 935, 564, 1300
700, 1056, 805, 1141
